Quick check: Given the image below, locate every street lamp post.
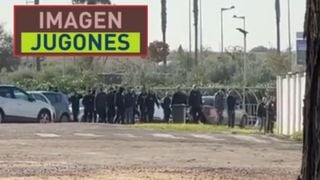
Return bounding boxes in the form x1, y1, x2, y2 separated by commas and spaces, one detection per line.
236, 26, 248, 112
220, 6, 235, 53
234, 15, 247, 112
233, 15, 246, 34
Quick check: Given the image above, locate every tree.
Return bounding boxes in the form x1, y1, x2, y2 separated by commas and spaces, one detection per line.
265, 51, 291, 75
76, 56, 95, 72
177, 45, 193, 71
225, 46, 243, 72
193, 0, 199, 66
0, 24, 20, 72
249, 46, 270, 53
275, 0, 281, 54
148, 41, 169, 63
300, 0, 320, 179
161, 0, 167, 66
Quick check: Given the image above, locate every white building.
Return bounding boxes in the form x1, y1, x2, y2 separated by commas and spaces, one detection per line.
276, 73, 305, 136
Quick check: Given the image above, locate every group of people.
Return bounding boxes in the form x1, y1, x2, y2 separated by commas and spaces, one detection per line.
68, 85, 210, 124
69, 86, 159, 124
211, 89, 239, 128
68, 85, 276, 132
256, 97, 276, 133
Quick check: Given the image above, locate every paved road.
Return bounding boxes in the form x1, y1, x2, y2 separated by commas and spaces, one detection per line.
0, 123, 301, 179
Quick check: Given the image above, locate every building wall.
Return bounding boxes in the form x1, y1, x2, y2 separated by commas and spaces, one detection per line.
276, 73, 305, 136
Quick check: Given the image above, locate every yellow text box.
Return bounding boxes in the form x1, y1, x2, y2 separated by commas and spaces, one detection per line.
21, 32, 141, 53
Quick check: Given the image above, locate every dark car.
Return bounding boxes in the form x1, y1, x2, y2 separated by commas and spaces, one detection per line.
28, 91, 70, 122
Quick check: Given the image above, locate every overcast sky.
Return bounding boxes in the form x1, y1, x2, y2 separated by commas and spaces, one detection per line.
1, 0, 306, 51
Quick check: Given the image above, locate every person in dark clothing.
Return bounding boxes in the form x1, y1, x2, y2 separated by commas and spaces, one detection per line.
215, 89, 225, 125
114, 87, 126, 124
95, 88, 107, 123
92, 89, 97, 122
188, 85, 204, 123
107, 87, 116, 124
256, 98, 267, 132
131, 89, 138, 123
226, 92, 236, 128
82, 90, 95, 123
137, 87, 148, 123
172, 86, 188, 105
69, 91, 83, 122
161, 92, 171, 122
124, 88, 136, 124
266, 97, 276, 134
145, 90, 159, 122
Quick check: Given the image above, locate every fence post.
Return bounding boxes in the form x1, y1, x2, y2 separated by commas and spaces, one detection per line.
292, 74, 296, 135
276, 76, 282, 135
287, 74, 291, 135
297, 73, 302, 132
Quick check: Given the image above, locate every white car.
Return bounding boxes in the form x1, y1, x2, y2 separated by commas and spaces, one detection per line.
202, 96, 248, 127
0, 85, 55, 123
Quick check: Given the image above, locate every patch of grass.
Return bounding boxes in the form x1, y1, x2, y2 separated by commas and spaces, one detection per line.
291, 131, 303, 141
132, 123, 258, 134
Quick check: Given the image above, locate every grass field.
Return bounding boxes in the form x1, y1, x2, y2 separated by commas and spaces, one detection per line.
132, 123, 259, 134
291, 131, 303, 141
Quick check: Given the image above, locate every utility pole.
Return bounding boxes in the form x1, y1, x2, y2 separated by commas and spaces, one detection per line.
288, 0, 293, 71
34, 0, 41, 72
194, 0, 199, 66
220, 9, 223, 53
275, 0, 281, 54
288, 0, 292, 52
199, 0, 203, 64
189, 0, 192, 54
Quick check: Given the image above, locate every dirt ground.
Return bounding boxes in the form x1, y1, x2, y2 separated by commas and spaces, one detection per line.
0, 124, 301, 180
2, 167, 298, 180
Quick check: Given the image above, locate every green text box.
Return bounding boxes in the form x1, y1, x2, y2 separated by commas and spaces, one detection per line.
21, 32, 141, 53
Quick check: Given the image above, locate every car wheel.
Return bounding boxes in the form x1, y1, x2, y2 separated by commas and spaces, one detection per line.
38, 110, 51, 124
240, 115, 248, 128
0, 110, 4, 123
60, 114, 70, 123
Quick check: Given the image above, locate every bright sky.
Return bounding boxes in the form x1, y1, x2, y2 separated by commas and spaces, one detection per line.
0, 0, 306, 51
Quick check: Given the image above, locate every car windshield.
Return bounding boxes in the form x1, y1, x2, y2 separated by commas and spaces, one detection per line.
31, 93, 48, 104
13, 88, 29, 101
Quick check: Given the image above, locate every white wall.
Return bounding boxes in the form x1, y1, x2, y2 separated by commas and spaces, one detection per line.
277, 73, 305, 136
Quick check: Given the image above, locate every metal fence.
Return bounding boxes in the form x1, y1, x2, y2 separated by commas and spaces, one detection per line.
246, 104, 258, 126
